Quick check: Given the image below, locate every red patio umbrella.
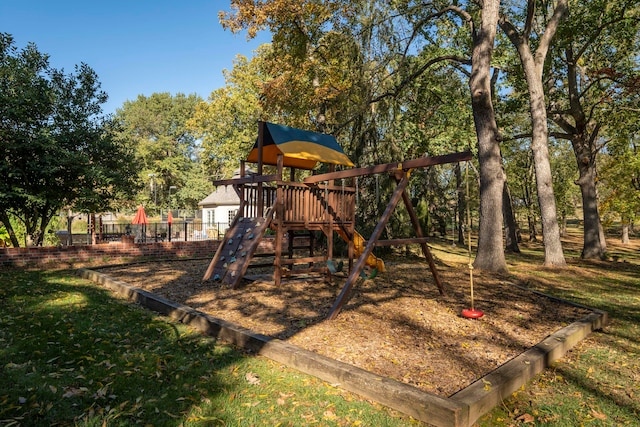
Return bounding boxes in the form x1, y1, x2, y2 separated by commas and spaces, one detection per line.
132, 206, 148, 225
132, 206, 148, 243
167, 210, 173, 224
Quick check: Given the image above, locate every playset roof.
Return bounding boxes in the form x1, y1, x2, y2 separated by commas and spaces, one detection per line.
246, 122, 354, 170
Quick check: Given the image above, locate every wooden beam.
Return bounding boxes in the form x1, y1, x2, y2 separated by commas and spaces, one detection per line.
280, 256, 327, 265
327, 172, 411, 320
399, 181, 445, 295
304, 151, 472, 184
213, 174, 279, 186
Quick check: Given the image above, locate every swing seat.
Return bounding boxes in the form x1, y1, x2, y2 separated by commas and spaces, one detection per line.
327, 259, 337, 274
327, 259, 344, 274
359, 267, 378, 279
462, 308, 484, 319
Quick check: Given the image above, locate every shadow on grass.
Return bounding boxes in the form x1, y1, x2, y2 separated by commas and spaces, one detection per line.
0, 270, 257, 426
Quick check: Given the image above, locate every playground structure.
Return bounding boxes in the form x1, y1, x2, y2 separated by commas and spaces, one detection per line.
203, 121, 472, 319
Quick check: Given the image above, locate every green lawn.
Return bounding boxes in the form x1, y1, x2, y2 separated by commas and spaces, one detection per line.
477, 235, 640, 426
1, 233, 639, 426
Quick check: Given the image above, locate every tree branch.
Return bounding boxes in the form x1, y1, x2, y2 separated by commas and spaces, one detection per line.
549, 131, 574, 140
551, 112, 577, 135
523, 0, 536, 39
370, 55, 470, 104
402, 5, 474, 59
501, 132, 532, 142
534, 0, 568, 67
573, 10, 633, 62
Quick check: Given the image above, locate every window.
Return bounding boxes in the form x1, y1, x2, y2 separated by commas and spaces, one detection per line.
206, 210, 215, 226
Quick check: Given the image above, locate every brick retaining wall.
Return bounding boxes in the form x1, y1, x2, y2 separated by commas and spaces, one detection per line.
0, 240, 220, 268
0, 236, 307, 269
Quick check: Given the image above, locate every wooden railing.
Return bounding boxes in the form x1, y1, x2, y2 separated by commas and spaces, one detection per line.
240, 182, 355, 227
241, 185, 277, 218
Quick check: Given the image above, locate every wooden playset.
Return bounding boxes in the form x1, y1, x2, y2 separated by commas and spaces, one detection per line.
203, 121, 472, 319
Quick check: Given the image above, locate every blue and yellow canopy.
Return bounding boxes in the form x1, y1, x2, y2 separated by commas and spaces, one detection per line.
247, 122, 354, 170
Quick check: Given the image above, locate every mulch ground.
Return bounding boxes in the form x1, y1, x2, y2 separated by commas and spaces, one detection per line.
99, 254, 591, 397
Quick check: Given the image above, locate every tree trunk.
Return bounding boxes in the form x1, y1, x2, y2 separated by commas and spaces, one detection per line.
555, 46, 605, 259
576, 156, 605, 258
527, 214, 537, 241
499, 2, 567, 267
527, 74, 566, 266
560, 216, 567, 237
621, 220, 630, 244
503, 179, 520, 253
470, 0, 507, 272
0, 210, 21, 248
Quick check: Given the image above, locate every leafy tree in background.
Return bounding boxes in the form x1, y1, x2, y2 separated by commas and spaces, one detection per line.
599, 81, 640, 244
221, 0, 508, 271
113, 92, 209, 214
498, 0, 568, 267
547, 0, 639, 258
0, 33, 137, 247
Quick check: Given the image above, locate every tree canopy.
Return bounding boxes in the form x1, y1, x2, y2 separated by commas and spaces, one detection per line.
0, 33, 137, 247
112, 92, 209, 214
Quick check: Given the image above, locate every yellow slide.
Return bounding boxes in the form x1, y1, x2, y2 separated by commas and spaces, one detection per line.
336, 229, 385, 273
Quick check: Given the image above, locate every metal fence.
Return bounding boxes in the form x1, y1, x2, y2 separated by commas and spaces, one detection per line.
61, 221, 232, 245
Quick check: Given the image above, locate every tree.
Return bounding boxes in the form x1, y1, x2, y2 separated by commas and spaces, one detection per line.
599, 85, 640, 244
499, 0, 568, 266
113, 92, 205, 213
599, 147, 640, 244
547, 0, 639, 258
0, 34, 137, 246
221, 0, 509, 271
464, 0, 507, 271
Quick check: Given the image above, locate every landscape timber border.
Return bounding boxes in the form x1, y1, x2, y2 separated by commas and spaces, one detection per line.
77, 267, 608, 427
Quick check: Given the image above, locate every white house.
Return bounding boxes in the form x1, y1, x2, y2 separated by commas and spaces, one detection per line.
198, 185, 240, 236
198, 169, 258, 237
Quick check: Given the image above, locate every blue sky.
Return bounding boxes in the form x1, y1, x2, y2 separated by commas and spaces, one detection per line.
0, 1, 270, 115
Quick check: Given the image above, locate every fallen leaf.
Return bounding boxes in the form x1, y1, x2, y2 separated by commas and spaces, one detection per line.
516, 413, 535, 423
591, 409, 607, 420
245, 372, 261, 385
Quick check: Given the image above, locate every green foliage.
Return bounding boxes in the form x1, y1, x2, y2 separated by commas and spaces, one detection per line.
113, 92, 206, 213
0, 33, 137, 246
599, 149, 640, 227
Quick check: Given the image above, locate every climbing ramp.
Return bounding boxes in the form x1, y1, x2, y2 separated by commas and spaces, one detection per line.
202, 208, 274, 289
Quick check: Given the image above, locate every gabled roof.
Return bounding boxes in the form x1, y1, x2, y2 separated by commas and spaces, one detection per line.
198, 185, 239, 207
246, 122, 354, 170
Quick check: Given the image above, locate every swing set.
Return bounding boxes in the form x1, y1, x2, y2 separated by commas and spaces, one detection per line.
202, 121, 477, 320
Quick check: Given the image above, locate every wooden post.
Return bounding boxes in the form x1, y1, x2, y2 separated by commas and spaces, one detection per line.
327, 172, 411, 320
257, 121, 265, 216
326, 165, 335, 280
396, 172, 446, 295
274, 154, 284, 286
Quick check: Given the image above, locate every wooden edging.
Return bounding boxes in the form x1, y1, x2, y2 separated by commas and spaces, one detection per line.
77, 268, 607, 427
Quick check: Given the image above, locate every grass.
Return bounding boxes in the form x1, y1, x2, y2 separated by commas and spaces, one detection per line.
476, 232, 640, 426
1, 230, 639, 426
0, 270, 413, 426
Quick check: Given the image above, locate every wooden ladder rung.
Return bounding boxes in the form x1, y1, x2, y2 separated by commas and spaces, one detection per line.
280, 256, 326, 265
